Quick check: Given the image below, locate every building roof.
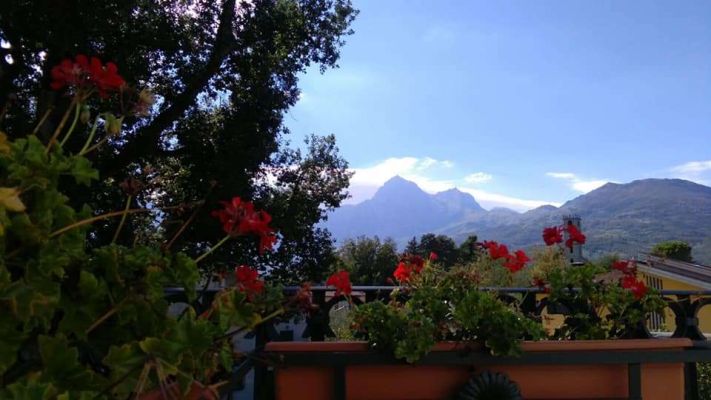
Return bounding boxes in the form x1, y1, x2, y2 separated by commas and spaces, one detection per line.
636, 254, 711, 289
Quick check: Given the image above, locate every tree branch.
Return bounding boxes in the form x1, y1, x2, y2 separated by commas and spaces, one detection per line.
104, 0, 239, 175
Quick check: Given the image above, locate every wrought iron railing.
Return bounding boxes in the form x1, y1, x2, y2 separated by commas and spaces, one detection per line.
165, 287, 711, 400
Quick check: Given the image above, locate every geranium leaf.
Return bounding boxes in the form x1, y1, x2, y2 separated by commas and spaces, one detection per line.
70, 157, 98, 186
38, 335, 103, 390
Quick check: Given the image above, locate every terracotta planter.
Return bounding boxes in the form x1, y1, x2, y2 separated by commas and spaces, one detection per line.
265, 339, 693, 400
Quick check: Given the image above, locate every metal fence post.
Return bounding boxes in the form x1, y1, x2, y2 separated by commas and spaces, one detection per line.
685, 362, 699, 400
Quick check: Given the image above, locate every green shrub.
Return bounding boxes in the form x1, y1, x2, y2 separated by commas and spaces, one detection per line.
651, 240, 693, 262
699, 363, 711, 400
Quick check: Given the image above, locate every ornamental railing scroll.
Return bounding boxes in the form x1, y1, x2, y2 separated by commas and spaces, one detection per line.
164, 286, 711, 400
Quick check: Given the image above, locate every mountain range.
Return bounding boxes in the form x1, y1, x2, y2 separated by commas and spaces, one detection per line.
324, 176, 711, 263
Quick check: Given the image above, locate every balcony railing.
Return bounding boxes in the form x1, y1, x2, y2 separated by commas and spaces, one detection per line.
164, 286, 711, 400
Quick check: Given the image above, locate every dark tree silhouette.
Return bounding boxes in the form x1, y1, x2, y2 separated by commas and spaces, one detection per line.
0, 0, 358, 281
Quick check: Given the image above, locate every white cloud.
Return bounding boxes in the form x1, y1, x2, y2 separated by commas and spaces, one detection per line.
346, 157, 559, 211
347, 157, 456, 204
671, 160, 711, 174
571, 180, 608, 193
668, 160, 711, 185
546, 172, 608, 193
416, 157, 454, 171
464, 172, 493, 184
458, 188, 561, 211
546, 172, 576, 179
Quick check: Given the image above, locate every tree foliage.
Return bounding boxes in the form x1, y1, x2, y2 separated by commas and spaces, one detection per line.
337, 236, 399, 285
458, 234, 479, 263
0, 0, 358, 282
404, 233, 459, 269
650, 240, 693, 262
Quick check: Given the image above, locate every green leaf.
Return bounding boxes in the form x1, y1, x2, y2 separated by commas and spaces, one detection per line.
138, 337, 184, 364
24, 136, 47, 165
103, 343, 146, 399
37, 334, 103, 390
57, 391, 102, 400
145, 265, 165, 301
3, 380, 58, 400
57, 272, 108, 338
9, 213, 43, 245
36, 245, 70, 278
170, 253, 200, 301
5, 277, 60, 328
0, 312, 25, 375
70, 157, 98, 186
219, 343, 234, 371
78, 270, 99, 295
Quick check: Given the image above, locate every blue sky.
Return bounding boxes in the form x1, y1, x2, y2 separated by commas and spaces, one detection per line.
285, 0, 711, 211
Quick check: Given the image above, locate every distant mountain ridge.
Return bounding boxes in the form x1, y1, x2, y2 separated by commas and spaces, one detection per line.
326, 176, 485, 242
324, 177, 711, 262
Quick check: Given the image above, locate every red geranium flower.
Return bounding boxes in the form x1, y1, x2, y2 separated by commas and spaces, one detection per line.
393, 254, 427, 283
612, 260, 636, 275
259, 232, 277, 254
394, 261, 413, 283
532, 277, 549, 293
429, 251, 438, 262
326, 270, 352, 297
50, 55, 90, 90
504, 250, 530, 273
50, 55, 124, 97
234, 265, 264, 300
212, 197, 277, 254
406, 254, 425, 272
564, 224, 586, 250
621, 275, 648, 300
483, 241, 509, 260
542, 226, 563, 246
483, 241, 527, 273
88, 56, 125, 97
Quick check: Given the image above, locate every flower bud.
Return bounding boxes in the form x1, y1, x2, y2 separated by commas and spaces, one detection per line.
138, 88, 155, 106
79, 105, 91, 124
133, 88, 155, 116
104, 114, 124, 136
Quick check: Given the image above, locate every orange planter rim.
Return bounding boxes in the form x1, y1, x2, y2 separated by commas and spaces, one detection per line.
265, 338, 693, 353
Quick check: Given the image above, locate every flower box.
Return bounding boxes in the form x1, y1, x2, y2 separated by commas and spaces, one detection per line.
266, 339, 692, 400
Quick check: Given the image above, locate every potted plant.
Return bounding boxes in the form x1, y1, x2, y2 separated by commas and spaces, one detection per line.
266, 226, 691, 400
0, 55, 311, 399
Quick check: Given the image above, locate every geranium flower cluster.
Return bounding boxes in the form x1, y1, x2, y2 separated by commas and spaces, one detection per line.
212, 197, 277, 254
326, 270, 352, 296
482, 241, 530, 273
50, 54, 125, 97
613, 260, 648, 300
393, 254, 425, 283
234, 265, 265, 300
542, 223, 586, 249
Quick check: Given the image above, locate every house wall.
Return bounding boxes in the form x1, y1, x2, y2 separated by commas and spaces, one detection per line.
538, 271, 711, 336
639, 272, 711, 334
